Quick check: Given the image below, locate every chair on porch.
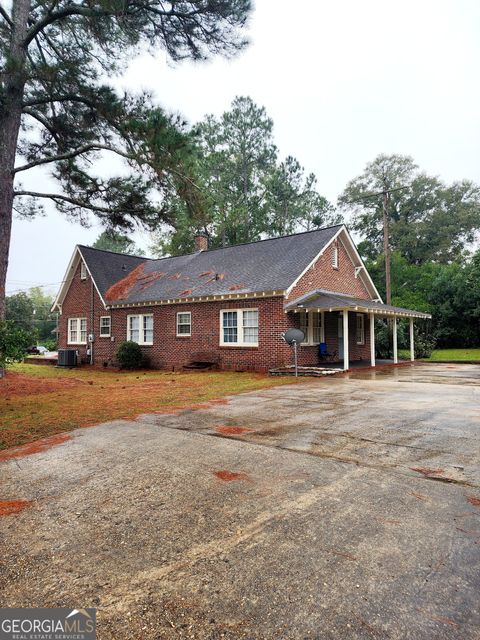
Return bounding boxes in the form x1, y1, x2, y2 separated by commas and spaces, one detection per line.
318, 342, 337, 362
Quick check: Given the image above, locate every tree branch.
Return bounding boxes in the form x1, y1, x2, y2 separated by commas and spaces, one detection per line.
22, 107, 60, 142
0, 4, 13, 27
24, 5, 113, 46
13, 143, 135, 173
13, 190, 117, 214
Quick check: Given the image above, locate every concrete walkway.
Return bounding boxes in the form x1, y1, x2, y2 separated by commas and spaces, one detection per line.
1, 363, 479, 639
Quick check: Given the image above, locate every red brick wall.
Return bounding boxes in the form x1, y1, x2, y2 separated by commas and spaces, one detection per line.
59, 257, 372, 371
287, 236, 372, 302
291, 311, 371, 366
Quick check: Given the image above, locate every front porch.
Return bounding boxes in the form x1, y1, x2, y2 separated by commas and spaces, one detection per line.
285, 290, 431, 371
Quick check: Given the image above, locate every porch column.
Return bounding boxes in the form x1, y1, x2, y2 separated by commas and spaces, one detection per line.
409, 317, 415, 361
343, 309, 349, 371
393, 316, 398, 364
369, 312, 375, 367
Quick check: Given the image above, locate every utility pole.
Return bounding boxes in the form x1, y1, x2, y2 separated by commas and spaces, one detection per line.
382, 180, 391, 305
345, 183, 407, 306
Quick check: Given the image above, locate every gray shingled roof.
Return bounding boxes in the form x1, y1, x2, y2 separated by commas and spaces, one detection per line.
78, 225, 343, 306
284, 289, 431, 319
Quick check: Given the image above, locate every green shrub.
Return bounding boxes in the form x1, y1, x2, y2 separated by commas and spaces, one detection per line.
116, 341, 145, 369
0, 321, 33, 371
43, 338, 58, 351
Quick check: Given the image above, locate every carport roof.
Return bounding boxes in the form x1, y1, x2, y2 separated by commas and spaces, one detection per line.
284, 290, 431, 319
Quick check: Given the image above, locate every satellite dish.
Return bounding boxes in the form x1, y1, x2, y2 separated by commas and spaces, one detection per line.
284, 328, 305, 345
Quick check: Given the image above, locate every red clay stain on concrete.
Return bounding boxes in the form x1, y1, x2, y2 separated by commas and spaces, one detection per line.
105, 263, 145, 301
417, 609, 458, 628
409, 491, 428, 501
0, 434, 72, 462
466, 496, 480, 507
410, 467, 445, 477
0, 500, 32, 516
215, 426, 254, 435
214, 470, 250, 482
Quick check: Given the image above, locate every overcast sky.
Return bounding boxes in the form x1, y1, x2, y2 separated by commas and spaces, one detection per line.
7, 0, 480, 296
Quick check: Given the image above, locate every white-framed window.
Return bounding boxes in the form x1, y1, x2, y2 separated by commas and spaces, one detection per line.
80, 261, 87, 280
299, 311, 324, 345
127, 314, 153, 345
332, 246, 339, 269
220, 309, 258, 347
356, 313, 365, 345
176, 312, 191, 337
99, 316, 111, 337
68, 317, 87, 344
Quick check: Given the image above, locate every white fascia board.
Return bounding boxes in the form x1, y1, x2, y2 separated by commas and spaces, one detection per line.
51, 246, 81, 312
51, 245, 107, 312
284, 225, 345, 299
340, 226, 383, 302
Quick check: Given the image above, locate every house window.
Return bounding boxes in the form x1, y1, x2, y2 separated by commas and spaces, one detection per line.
220, 309, 258, 347
100, 316, 111, 337
80, 262, 87, 280
68, 318, 87, 344
299, 311, 324, 345
127, 314, 153, 345
177, 312, 191, 336
356, 313, 365, 345
332, 246, 339, 269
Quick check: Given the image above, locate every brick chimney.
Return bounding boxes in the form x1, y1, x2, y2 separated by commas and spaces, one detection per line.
194, 232, 209, 252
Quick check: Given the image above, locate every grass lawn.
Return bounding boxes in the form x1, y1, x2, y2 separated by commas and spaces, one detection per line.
426, 348, 480, 362
0, 364, 298, 451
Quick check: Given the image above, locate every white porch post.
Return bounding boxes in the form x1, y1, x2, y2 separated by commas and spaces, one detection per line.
369, 312, 375, 367
343, 310, 349, 371
410, 317, 415, 361
393, 316, 398, 364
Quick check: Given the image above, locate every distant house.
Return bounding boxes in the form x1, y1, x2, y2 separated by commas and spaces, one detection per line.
52, 225, 429, 372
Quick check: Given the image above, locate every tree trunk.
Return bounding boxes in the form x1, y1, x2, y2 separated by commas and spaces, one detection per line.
0, 0, 31, 319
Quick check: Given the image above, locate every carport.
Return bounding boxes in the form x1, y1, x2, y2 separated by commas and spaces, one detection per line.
285, 289, 431, 371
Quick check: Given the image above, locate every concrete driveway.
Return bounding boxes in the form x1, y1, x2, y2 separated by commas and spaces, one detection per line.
1, 363, 479, 639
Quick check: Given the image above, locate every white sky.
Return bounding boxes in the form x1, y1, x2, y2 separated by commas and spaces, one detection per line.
7, 0, 480, 295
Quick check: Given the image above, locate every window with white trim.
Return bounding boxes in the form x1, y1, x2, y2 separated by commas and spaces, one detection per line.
220, 309, 258, 347
332, 246, 339, 269
356, 313, 365, 345
68, 318, 87, 344
299, 311, 324, 345
100, 316, 111, 337
177, 312, 191, 336
80, 261, 87, 280
127, 314, 153, 345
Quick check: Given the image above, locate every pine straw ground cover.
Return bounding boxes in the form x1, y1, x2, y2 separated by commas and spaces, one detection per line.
0, 364, 298, 451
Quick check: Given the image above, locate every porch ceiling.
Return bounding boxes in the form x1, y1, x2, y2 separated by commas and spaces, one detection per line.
284, 289, 431, 319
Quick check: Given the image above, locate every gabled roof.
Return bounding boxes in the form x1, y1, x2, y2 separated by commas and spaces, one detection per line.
53, 224, 385, 310
78, 225, 348, 307
285, 289, 431, 319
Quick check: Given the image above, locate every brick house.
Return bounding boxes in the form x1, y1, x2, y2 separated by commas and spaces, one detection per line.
52, 224, 430, 372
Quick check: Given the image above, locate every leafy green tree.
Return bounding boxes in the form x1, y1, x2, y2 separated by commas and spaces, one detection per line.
153, 97, 336, 256
0, 320, 32, 372
92, 230, 144, 256
28, 286, 56, 341
339, 154, 480, 264
266, 156, 337, 236
0, 1, 252, 319
6, 287, 56, 341
5, 292, 35, 333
